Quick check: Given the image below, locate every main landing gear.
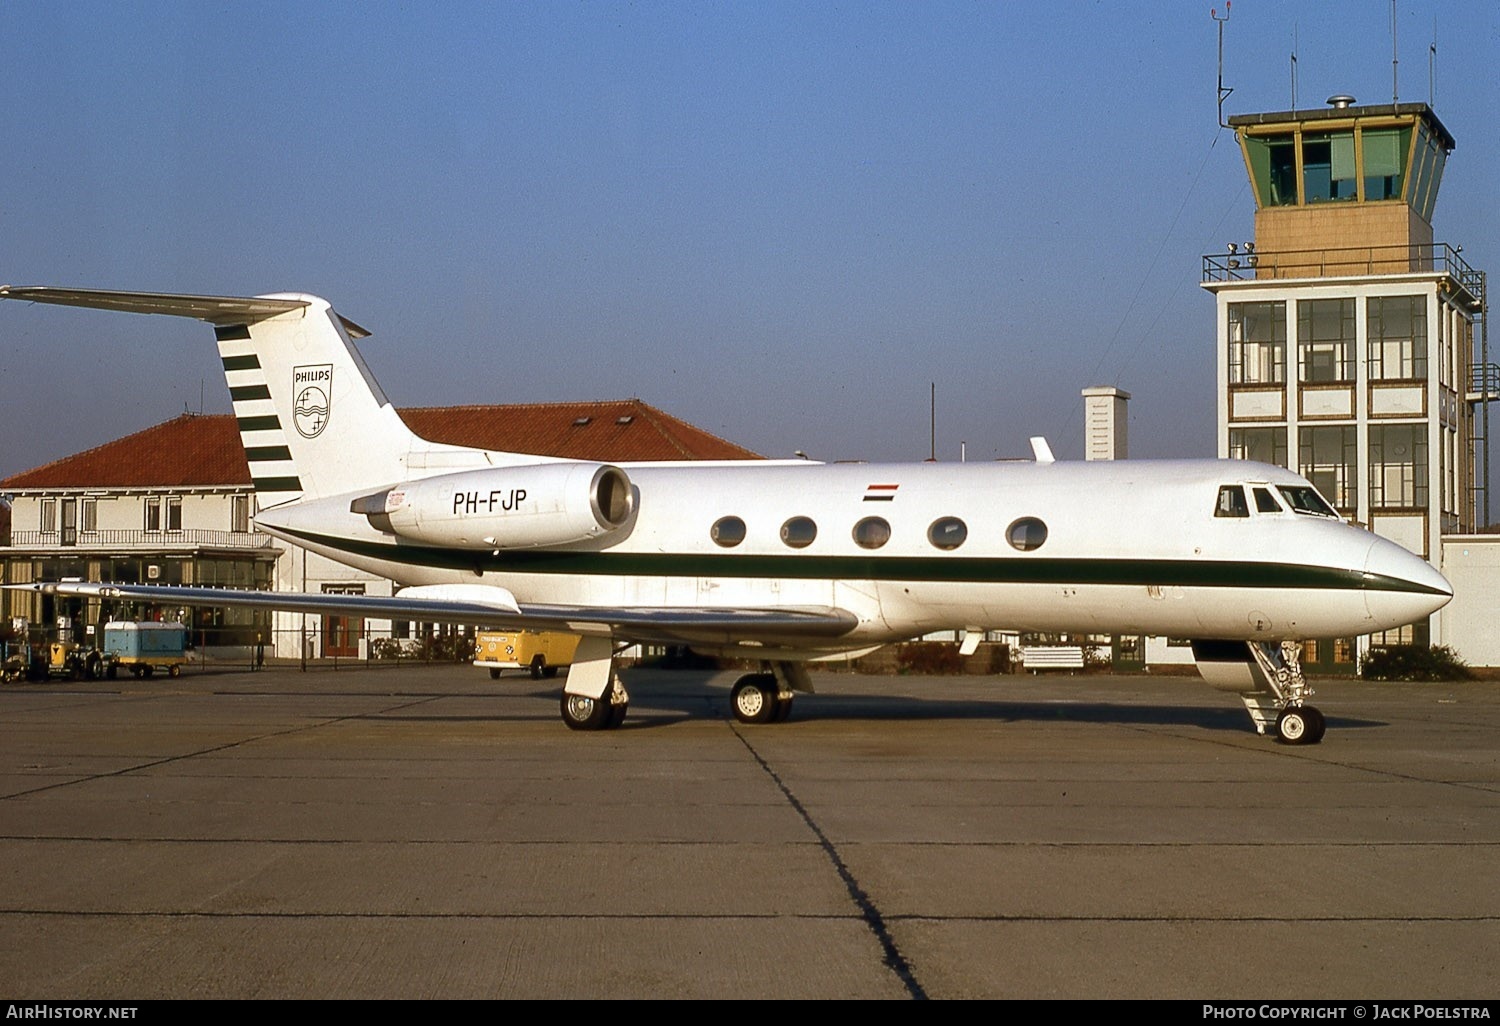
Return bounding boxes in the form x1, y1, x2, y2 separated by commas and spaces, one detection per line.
560, 675, 629, 731
730, 664, 806, 725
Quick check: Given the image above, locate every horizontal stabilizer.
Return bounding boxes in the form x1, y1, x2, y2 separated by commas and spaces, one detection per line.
0, 285, 370, 338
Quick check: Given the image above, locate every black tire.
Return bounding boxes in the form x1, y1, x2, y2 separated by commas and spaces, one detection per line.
488, 667, 502, 680
86, 655, 104, 681
772, 694, 794, 722
607, 700, 629, 729
1303, 706, 1327, 744
560, 692, 611, 731
731, 673, 777, 725
106, 663, 118, 680
543, 665, 560, 679
530, 657, 546, 680
168, 665, 181, 678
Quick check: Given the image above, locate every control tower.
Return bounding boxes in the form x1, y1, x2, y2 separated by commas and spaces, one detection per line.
1201, 96, 1488, 653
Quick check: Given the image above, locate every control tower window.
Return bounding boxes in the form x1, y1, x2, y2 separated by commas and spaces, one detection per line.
1304, 131, 1356, 203
1243, 134, 1297, 207
1362, 127, 1410, 201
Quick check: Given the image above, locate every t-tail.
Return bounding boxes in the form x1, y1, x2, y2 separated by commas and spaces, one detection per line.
0, 286, 533, 507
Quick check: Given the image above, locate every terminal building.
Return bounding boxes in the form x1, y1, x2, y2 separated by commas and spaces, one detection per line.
1202, 95, 1495, 669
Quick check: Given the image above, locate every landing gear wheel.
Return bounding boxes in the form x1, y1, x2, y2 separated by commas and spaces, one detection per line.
772, 693, 794, 722
1276, 706, 1321, 745
561, 692, 611, 731
1302, 705, 1326, 744
607, 700, 629, 728
731, 673, 777, 725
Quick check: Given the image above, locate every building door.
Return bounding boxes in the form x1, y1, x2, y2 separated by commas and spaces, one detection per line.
320, 584, 365, 658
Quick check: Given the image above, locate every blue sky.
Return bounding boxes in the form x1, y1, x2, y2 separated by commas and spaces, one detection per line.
2, 0, 1495, 479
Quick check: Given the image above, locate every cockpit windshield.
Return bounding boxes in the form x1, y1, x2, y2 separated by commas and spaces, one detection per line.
1276, 485, 1339, 518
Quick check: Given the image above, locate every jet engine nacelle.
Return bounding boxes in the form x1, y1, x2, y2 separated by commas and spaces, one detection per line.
351, 462, 634, 549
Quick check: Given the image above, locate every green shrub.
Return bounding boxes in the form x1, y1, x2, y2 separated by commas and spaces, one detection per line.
1361, 644, 1473, 682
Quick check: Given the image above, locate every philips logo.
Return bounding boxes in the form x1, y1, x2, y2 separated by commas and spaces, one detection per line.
293, 364, 332, 438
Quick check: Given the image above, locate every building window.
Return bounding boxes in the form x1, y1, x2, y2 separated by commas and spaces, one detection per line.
144, 497, 162, 532
40, 498, 57, 533
81, 499, 98, 533
1369, 424, 1427, 509
166, 496, 183, 532
1228, 427, 1287, 468
1302, 131, 1357, 202
1228, 302, 1286, 384
1299, 425, 1357, 511
231, 494, 251, 534
1368, 296, 1427, 381
1298, 298, 1355, 382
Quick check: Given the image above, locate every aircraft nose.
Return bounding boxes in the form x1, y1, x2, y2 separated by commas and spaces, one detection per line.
1362, 535, 1453, 631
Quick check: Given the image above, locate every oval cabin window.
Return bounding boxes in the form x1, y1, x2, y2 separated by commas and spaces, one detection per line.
927, 517, 967, 550
1006, 517, 1048, 551
780, 516, 818, 549
852, 517, 891, 550
711, 516, 746, 548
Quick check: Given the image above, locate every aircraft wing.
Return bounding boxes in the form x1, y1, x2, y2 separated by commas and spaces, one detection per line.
9, 581, 860, 648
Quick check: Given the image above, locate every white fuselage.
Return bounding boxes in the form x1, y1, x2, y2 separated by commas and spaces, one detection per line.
255, 456, 1451, 655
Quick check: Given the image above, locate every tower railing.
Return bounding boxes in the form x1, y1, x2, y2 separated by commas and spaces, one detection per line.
1203, 243, 1483, 306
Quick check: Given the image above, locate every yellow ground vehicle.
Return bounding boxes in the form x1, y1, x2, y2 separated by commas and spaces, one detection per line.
473, 630, 579, 679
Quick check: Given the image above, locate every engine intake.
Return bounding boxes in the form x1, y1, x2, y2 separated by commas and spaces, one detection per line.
351, 462, 633, 549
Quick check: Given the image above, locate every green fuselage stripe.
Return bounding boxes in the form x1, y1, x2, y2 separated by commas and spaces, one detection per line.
276, 526, 1444, 595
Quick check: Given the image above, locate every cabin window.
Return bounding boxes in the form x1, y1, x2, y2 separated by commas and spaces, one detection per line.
710, 516, 746, 548
1276, 485, 1339, 518
1006, 517, 1048, 551
927, 517, 967, 551
1214, 486, 1249, 518
851, 517, 891, 550
780, 516, 817, 549
1252, 487, 1283, 513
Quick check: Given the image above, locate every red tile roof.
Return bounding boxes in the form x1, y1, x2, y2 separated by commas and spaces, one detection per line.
1, 401, 760, 490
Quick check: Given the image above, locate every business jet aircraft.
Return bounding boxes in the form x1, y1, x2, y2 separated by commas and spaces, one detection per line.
0, 285, 1452, 743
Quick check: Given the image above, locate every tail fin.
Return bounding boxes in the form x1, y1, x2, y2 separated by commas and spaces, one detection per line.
215, 292, 422, 506
0, 286, 507, 506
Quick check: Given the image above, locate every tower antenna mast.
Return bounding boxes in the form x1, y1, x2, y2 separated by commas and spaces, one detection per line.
1212, 3, 1233, 128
